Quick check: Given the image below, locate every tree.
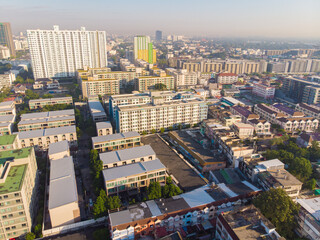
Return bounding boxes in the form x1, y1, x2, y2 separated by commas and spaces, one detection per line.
106, 196, 121, 210
308, 141, 320, 162
160, 128, 165, 134
168, 126, 173, 131
25, 232, 36, 240
142, 130, 147, 135
25, 89, 39, 100
151, 129, 156, 134
34, 224, 42, 238
154, 83, 167, 90
42, 93, 54, 99
93, 228, 109, 240
289, 157, 312, 182
93, 190, 108, 219
305, 178, 317, 190
253, 188, 300, 239
148, 182, 162, 200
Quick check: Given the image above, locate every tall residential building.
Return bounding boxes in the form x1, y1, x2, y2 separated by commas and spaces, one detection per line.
0, 144, 38, 239
27, 25, 107, 79
155, 30, 162, 41
134, 36, 156, 64
0, 23, 15, 57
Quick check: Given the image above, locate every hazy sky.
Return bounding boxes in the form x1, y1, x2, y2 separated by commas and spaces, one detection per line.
1, 0, 320, 39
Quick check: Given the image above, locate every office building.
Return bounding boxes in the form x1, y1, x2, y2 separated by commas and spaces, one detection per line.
18, 109, 75, 132
17, 125, 77, 150
134, 36, 156, 64
96, 121, 113, 136
0, 146, 38, 239
216, 205, 282, 240
0, 23, 15, 56
92, 131, 141, 153
0, 46, 10, 59
48, 156, 80, 227
155, 30, 162, 41
100, 145, 156, 169
88, 100, 107, 122
103, 159, 166, 196
296, 197, 320, 239
29, 97, 73, 110
27, 25, 107, 79
115, 99, 208, 133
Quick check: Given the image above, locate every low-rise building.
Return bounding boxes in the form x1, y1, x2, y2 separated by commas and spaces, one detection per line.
216, 73, 238, 84
80, 76, 120, 98
296, 197, 320, 240
88, 100, 107, 122
252, 82, 275, 99
100, 145, 156, 169
0, 101, 16, 116
254, 103, 287, 123
0, 72, 15, 89
29, 97, 73, 110
0, 147, 38, 239
92, 131, 141, 153
275, 117, 318, 133
96, 121, 113, 136
0, 134, 19, 151
231, 122, 254, 139
17, 125, 77, 150
271, 103, 305, 118
48, 140, 70, 160
0, 114, 15, 135
109, 182, 261, 240
48, 156, 80, 227
216, 205, 282, 240
296, 103, 320, 119
247, 119, 271, 136
18, 109, 75, 132
223, 115, 242, 127
297, 132, 320, 148
103, 159, 166, 196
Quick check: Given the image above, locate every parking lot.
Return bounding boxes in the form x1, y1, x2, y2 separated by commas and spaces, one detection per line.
142, 134, 206, 192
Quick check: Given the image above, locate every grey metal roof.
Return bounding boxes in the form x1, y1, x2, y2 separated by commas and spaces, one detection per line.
0, 101, 14, 108
48, 140, 69, 156
96, 121, 112, 130
88, 101, 105, 113
29, 96, 72, 103
92, 131, 140, 144
19, 115, 75, 126
49, 156, 78, 209
18, 125, 76, 139
20, 109, 74, 121
0, 115, 15, 123
109, 210, 132, 226
102, 159, 165, 182
100, 145, 155, 165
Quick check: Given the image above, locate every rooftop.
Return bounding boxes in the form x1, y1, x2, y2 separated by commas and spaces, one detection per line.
17, 125, 76, 139
296, 197, 320, 221
0, 115, 15, 123
49, 156, 78, 209
29, 96, 72, 103
96, 121, 112, 130
20, 109, 74, 121
48, 140, 69, 156
103, 159, 166, 182
0, 147, 32, 159
0, 134, 17, 146
100, 145, 155, 165
0, 164, 27, 195
92, 131, 140, 144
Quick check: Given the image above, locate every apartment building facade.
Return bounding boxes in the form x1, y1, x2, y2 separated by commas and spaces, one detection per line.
96, 121, 113, 136
88, 100, 107, 122
17, 125, 77, 150
295, 103, 320, 119
0, 72, 15, 90
216, 73, 238, 84
135, 76, 175, 92
0, 101, 16, 116
27, 25, 107, 79
115, 99, 208, 133
252, 82, 275, 99
92, 131, 141, 153
18, 109, 75, 132
29, 97, 73, 110
0, 146, 38, 239
103, 159, 166, 196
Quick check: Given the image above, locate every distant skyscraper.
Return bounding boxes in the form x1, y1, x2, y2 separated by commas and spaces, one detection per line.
134, 36, 156, 64
0, 22, 15, 57
27, 25, 107, 79
155, 30, 162, 41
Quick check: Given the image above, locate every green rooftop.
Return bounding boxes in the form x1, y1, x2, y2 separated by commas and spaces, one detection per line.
0, 134, 17, 146
0, 147, 32, 160
0, 164, 27, 194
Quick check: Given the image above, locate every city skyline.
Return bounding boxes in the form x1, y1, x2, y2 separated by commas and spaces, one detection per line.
1, 0, 320, 39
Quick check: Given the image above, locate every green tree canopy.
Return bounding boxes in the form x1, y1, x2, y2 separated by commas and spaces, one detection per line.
25, 232, 36, 240
253, 188, 300, 239
289, 157, 312, 182
148, 182, 162, 200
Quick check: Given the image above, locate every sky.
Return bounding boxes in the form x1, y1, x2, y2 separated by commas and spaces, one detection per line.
1, 0, 320, 39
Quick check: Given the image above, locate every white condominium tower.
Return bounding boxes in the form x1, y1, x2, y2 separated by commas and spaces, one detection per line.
27, 25, 107, 79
